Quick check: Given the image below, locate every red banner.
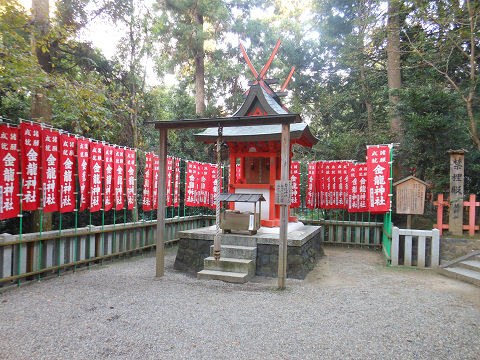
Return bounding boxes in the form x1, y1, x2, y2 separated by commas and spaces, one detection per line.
152, 155, 160, 210
113, 147, 125, 210
210, 164, 221, 209
348, 163, 359, 212
20, 123, 41, 211
166, 156, 173, 207
367, 146, 391, 213
358, 163, 368, 212
125, 149, 136, 210
77, 138, 90, 211
290, 162, 300, 208
348, 163, 368, 213
89, 142, 103, 212
306, 162, 316, 209
0, 125, 20, 219
104, 145, 114, 211
41, 129, 60, 213
173, 158, 180, 207
143, 152, 153, 211
199, 163, 210, 207
320, 162, 325, 208
325, 162, 332, 209
59, 134, 76, 213
185, 161, 196, 206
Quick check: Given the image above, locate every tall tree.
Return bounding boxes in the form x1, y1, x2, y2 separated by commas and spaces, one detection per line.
154, 0, 230, 115
407, 0, 480, 149
30, 0, 52, 125
386, 0, 404, 143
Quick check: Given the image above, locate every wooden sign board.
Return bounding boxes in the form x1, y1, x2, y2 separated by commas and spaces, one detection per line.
394, 176, 427, 215
275, 180, 291, 205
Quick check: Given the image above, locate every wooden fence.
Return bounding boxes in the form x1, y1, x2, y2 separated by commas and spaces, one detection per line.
0, 215, 214, 285
434, 194, 479, 236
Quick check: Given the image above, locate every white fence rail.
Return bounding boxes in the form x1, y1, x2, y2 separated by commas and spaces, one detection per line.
391, 227, 440, 268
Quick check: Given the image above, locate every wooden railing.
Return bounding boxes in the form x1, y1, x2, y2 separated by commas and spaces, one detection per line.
0, 215, 214, 285
434, 194, 480, 236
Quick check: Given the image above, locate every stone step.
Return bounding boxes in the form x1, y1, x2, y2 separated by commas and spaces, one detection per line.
197, 269, 250, 283
458, 260, 480, 272
203, 256, 254, 274
220, 235, 257, 247
210, 245, 257, 260
439, 267, 480, 287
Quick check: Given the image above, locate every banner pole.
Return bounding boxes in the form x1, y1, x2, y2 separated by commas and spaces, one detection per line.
58, 212, 62, 276
18, 146, 23, 286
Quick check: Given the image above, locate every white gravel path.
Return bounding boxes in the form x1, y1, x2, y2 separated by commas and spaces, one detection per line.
0, 246, 479, 360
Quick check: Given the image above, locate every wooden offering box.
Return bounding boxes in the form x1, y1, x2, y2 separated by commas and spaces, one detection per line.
218, 193, 265, 235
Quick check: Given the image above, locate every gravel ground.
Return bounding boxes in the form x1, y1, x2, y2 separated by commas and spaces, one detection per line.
1, 246, 479, 360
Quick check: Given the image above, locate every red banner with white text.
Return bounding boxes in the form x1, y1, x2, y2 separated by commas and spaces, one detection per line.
125, 149, 136, 210
166, 156, 173, 207
290, 162, 300, 208
367, 146, 391, 213
89, 142, 103, 212
41, 129, 60, 213
20, 123, 41, 211
306, 162, 316, 209
113, 147, 125, 210
104, 145, 114, 212
173, 158, 180, 207
77, 138, 90, 211
152, 155, 160, 210
0, 125, 20, 219
59, 134, 76, 213
143, 152, 153, 211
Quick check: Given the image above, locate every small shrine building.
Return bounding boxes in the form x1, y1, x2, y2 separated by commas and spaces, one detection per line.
195, 81, 317, 227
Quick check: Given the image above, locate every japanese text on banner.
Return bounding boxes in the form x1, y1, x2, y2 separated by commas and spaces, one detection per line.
142, 152, 153, 211
367, 145, 391, 213
20, 123, 41, 211
289, 162, 300, 208
0, 125, 20, 219
125, 149, 136, 210
104, 145, 114, 211
89, 142, 103, 212
113, 147, 125, 210
59, 134, 76, 213
173, 158, 180, 207
42, 129, 60, 213
77, 138, 90, 211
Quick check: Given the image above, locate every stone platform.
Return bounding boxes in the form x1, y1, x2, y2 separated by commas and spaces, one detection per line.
174, 223, 323, 280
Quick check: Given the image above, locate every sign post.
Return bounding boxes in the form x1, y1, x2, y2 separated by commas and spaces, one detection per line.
393, 176, 427, 229
448, 149, 466, 236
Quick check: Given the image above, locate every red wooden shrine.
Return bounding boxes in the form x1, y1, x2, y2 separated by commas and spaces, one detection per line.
195, 40, 317, 227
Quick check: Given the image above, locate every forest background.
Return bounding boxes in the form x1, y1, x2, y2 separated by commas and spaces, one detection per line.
1, 0, 479, 198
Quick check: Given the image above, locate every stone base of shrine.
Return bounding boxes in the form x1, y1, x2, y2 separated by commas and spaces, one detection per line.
173, 223, 323, 279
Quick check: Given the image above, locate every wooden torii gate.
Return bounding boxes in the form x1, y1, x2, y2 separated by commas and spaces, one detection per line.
150, 115, 300, 288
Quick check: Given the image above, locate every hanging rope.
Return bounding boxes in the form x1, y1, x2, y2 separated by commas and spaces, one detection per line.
213, 126, 223, 261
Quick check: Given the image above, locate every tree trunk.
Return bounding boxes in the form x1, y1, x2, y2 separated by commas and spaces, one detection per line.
466, 97, 480, 149
386, 0, 404, 143
194, 12, 206, 116
360, 65, 373, 139
129, 0, 139, 221
30, 0, 52, 233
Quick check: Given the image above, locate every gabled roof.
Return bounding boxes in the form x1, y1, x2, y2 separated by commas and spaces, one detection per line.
233, 84, 288, 116
195, 122, 317, 147
195, 83, 318, 147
